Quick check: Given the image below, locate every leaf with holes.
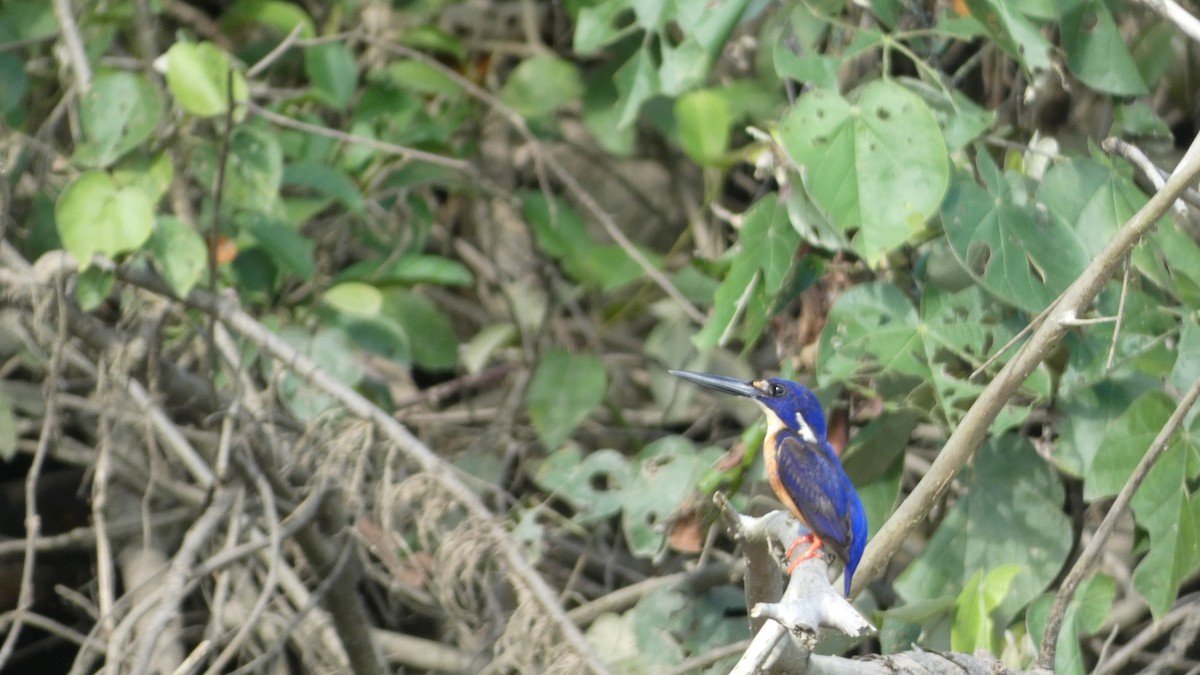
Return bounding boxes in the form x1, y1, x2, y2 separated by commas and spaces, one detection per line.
622, 436, 723, 558
779, 80, 949, 264
535, 447, 633, 523
942, 161, 1089, 313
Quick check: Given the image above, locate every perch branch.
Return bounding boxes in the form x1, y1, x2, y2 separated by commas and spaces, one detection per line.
715, 494, 873, 675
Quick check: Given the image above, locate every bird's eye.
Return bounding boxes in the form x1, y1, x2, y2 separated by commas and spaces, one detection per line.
769, 383, 785, 397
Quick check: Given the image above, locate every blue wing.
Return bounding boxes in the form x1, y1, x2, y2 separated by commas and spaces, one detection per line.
773, 431, 867, 593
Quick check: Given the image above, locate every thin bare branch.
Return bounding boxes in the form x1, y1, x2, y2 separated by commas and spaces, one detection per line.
1038, 376, 1200, 668
854, 132, 1200, 599
52, 0, 92, 90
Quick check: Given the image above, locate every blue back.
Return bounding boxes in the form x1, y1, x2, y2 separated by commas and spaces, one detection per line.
759, 379, 867, 596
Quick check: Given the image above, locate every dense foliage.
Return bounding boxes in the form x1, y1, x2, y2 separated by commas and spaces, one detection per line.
0, 0, 1198, 672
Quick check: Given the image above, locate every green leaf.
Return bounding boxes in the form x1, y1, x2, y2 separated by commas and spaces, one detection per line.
0, 391, 16, 462
962, 0, 1052, 71
899, 77, 994, 151
1169, 321, 1200, 394
164, 41, 248, 118
385, 289, 458, 371
526, 349, 607, 450
231, 126, 284, 212
614, 49, 660, 129
773, 50, 839, 91
379, 60, 463, 97
535, 446, 633, 522
147, 216, 207, 298
1028, 574, 1116, 675
818, 281, 924, 383
305, 42, 358, 110
1130, 409, 1200, 617
952, 564, 1024, 654
841, 410, 918, 485
1056, 370, 1154, 473
72, 71, 162, 168
895, 436, 1071, 627
656, 0, 754, 94
1036, 158, 1145, 260
56, 171, 155, 267
695, 194, 799, 348
0, 52, 29, 116
675, 89, 730, 166
524, 191, 650, 291
819, 282, 1042, 429
283, 162, 365, 214
324, 282, 384, 317
111, 152, 175, 205
501, 55, 583, 120
1085, 391, 1174, 499
779, 80, 949, 264
223, 0, 315, 38
241, 215, 315, 281
1057, 0, 1147, 95
942, 164, 1090, 313
461, 323, 516, 375
622, 436, 723, 558
275, 326, 362, 420
1141, 224, 1200, 308
74, 266, 115, 312
574, 0, 635, 54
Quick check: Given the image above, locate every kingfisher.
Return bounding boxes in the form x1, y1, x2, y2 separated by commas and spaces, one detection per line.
670, 370, 867, 596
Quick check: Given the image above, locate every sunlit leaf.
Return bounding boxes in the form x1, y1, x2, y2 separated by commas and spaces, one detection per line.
324, 281, 383, 317
675, 89, 730, 166
952, 564, 1023, 654
779, 80, 949, 264
163, 41, 248, 118
56, 171, 154, 267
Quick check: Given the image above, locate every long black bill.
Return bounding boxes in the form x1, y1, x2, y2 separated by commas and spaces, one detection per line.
668, 370, 760, 399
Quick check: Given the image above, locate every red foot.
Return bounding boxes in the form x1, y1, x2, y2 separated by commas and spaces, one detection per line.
784, 534, 825, 574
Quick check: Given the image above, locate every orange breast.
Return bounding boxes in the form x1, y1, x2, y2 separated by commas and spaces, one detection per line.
763, 430, 809, 529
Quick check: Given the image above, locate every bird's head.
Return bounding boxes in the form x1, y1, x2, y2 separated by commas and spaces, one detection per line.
669, 370, 827, 443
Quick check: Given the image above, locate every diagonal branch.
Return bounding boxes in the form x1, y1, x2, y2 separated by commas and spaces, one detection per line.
851, 135, 1200, 598
1037, 376, 1200, 668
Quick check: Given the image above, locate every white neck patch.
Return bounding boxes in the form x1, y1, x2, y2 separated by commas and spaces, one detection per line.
759, 403, 818, 444
793, 412, 817, 444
